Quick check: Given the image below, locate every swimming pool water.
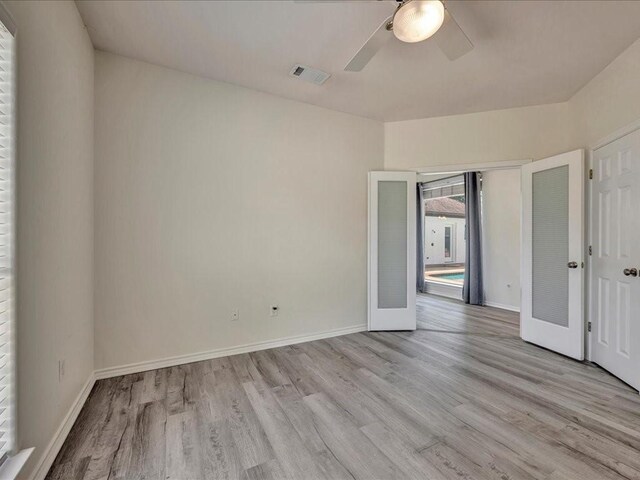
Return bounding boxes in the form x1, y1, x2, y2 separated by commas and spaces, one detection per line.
434, 272, 465, 280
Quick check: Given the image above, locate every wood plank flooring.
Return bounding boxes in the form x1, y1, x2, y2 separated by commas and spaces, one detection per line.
47, 294, 640, 480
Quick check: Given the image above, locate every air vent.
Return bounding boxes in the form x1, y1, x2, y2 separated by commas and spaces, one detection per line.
289, 64, 330, 86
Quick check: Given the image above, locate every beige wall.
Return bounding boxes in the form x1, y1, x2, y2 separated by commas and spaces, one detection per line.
94, 52, 383, 369
384, 102, 573, 170
569, 38, 640, 148
481, 169, 521, 311
5, 1, 94, 478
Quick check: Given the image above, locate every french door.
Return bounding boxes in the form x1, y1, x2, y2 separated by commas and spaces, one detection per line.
591, 129, 640, 391
521, 150, 585, 360
368, 172, 416, 331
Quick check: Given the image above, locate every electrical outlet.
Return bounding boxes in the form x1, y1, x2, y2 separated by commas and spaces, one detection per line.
231, 308, 240, 321
58, 360, 66, 381
270, 305, 279, 317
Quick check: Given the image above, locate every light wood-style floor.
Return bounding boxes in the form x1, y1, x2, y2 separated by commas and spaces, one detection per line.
47, 294, 640, 480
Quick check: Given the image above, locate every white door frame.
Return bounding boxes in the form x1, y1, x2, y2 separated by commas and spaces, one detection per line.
587, 118, 640, 362
414, 159, 532, 175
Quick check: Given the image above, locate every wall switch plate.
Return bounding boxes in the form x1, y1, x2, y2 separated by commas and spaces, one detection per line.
231, 309, 240, 321
270, 305, 279, 317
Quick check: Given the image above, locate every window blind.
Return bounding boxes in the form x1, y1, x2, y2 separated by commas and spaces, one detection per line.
421, 174, 465, 199
0, 18, 14, 465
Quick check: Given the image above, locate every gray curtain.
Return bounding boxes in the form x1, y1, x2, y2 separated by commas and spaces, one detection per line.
463, 172, 484, 305
416, 183, 425, 293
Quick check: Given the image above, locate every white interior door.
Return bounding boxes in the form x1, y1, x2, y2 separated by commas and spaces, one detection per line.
591, 129, 640, 391
368, 172, 416, 331
521, 150, 585, 360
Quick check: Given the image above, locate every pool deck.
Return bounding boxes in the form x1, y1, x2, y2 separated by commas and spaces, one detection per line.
425, 268, 465, 286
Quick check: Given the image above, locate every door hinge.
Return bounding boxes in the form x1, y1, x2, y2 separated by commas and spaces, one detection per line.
588, 245, 592, 256
589, 168, 593, 180
588, 321, 592, 332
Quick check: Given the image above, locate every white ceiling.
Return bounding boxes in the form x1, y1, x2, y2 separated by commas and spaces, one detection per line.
76, 0, 640, 122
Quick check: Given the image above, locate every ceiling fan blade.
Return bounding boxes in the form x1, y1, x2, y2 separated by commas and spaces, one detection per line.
434, 9, 473, 61
344, 16, 393, 72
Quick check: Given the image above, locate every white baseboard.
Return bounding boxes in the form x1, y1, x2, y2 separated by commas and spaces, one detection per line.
28, 373, 96, 480
95, 323, 367, 380
484, 301, 520, 313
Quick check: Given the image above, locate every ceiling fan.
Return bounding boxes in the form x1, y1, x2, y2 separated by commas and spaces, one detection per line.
297, 0, 473, 72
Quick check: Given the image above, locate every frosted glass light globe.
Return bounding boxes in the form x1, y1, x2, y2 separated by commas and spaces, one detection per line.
393, 0, 445, 43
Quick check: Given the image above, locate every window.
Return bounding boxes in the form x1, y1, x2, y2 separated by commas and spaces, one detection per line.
444, 225, 452, 259
422, 175, 466, 286
0, 11, 15, 467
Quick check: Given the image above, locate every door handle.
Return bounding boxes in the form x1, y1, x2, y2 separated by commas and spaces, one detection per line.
623, 268, 638, 277
567, 262, 578, 269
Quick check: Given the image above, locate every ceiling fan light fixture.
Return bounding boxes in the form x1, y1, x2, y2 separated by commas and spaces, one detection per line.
392, 0, 445, 44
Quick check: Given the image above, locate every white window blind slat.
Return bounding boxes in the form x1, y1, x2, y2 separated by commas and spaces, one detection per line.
0, 18, 13, 467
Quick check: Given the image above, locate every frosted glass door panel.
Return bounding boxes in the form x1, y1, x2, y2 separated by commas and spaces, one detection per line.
532, 166, 569, 327
378, 181, 407, 309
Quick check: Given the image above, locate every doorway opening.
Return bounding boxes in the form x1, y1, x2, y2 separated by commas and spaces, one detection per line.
418, 168, 522, 317
422, 174, 466, 293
